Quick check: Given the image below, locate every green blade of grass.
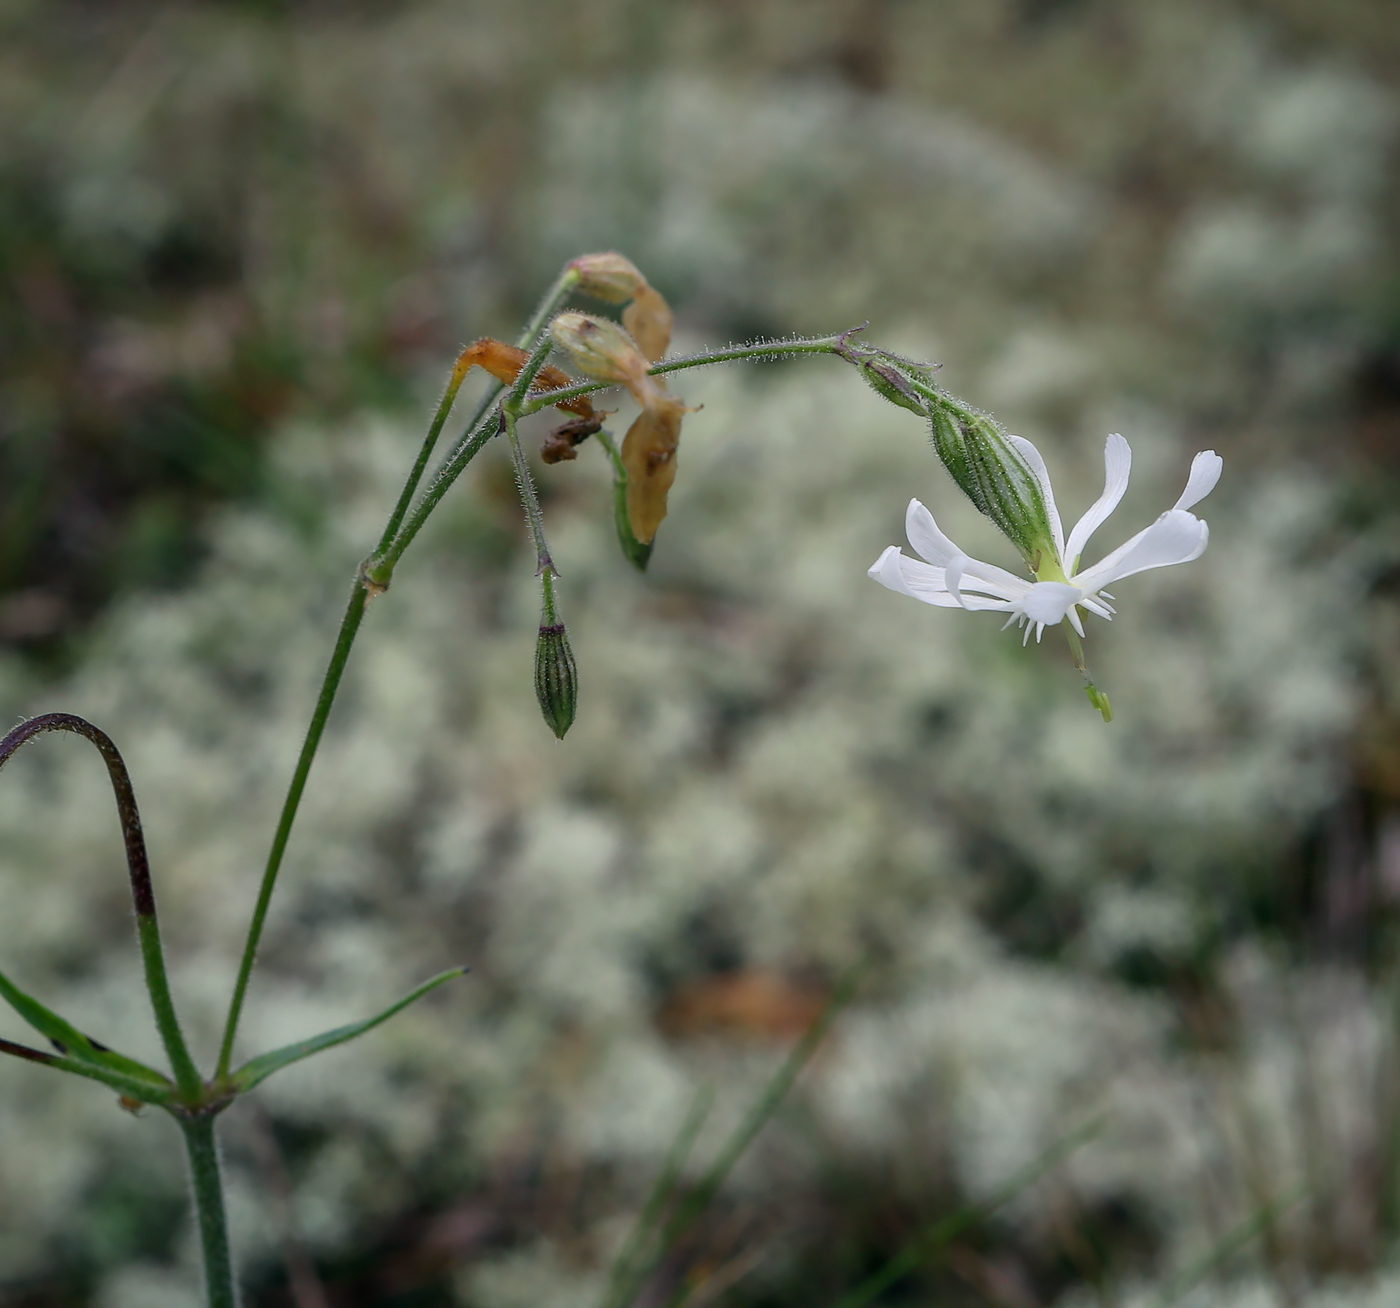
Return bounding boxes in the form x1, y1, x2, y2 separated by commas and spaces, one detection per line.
599, 1085, 715, 1308
612, 966, 863, 1308
1151, 1186, 1304, 1308
832, 1117, 1105, 1308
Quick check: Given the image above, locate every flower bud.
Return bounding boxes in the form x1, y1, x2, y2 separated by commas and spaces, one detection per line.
622, 283, 673, 363
854, 358, 928, 416
551, 312, 656, 406
569, 252, 648, 304
535, 619, 578, 740
926, 400, 1057, 566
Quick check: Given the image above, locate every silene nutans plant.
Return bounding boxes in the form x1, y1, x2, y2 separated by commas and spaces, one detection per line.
0, 252, 1218, 1304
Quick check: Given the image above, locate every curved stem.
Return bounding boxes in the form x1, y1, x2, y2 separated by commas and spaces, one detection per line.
0, 713, 202, 1099
182, 1115, 237, 1308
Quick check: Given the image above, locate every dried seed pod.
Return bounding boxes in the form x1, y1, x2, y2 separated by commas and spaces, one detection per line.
459, 339, 596, 418
622, 283, 673, 362
569, 252, 648, 304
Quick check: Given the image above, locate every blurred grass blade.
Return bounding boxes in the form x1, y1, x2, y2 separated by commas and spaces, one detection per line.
0, 967, 173, 1091
600, 1085, 715, 1308
1151, 1186, 1304, 1308
597, 429, 653, 571
611, 966, 862, 1308
229, 967, 468, 1093
832, 1117, 1105, 1308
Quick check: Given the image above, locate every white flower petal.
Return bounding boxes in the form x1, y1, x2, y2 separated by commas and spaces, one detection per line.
1074, 509, 1209, 592
904, 499, 964, 567
868, 548, 1017, 611
1006, 435, 1065, 560
904, 500, 1029, 598
1173, 450, 1222, 511
1064, 434, 1131, 571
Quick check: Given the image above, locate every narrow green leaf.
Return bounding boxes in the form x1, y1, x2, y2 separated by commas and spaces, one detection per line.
599, 1086, 714, 1308
1151, 1186, 1304, 1308
609, 966, 863, 1308
597, 429, 653, 571
229, 967, 468, 1094
0, 1033, 177, 1105
0, 967, 173, 1090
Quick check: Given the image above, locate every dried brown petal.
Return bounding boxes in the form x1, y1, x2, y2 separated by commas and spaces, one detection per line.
540, 414, 604, 464
622, 283, 673, 363
620, 392, 688, 544
458, 338, 596, 418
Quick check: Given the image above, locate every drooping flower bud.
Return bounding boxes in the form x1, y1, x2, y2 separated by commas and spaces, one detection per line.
550, 312, 658, 407
620, 391, 688, 545
535, 617, 578, 740
569, 252, 648, 304
925, 399, 1058, 568
622, 284, 673, 363
853, 357, 929, 416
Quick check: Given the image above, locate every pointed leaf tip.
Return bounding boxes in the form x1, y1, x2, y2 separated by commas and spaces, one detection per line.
229, 968, 468, 1094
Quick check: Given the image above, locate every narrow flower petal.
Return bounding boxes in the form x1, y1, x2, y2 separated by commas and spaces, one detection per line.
1173, 450, 1222, 511
904, 499, 965, 567
904, 500, 1029, 597
1074, 509, 1208, 591
1006, 435, 1065, 560
868, 549, 1018, 610
1064, 434, 1131, 570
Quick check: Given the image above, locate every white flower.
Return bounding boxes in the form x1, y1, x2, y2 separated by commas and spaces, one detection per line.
869, 434, 1222, 644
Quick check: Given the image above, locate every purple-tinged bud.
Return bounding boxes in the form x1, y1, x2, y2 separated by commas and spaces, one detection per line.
535, 620, 578, 740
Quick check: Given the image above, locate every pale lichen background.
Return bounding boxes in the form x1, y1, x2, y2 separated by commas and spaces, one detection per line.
0, 2, 1398, 1306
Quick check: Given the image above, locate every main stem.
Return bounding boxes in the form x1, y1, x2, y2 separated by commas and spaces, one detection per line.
182, 1115, 237, 1308
215, 586, 368, 1079
215, 271, 581, 1080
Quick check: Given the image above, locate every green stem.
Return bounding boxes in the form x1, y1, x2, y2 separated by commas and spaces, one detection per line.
216, 271, 581, 1080
424, 266, 583, 501
137, 916, 203, 1100
215, 585, 367, 1080
376, 333, 559, 583
182, 1114, 237, 1308
519, 333, 847, 417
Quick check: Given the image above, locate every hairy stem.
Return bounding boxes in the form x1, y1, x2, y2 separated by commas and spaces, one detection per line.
215, 585, 367, 1080
519, 333, 848, 417
216, 272, 580, 1079
182, 1115, 238, 1308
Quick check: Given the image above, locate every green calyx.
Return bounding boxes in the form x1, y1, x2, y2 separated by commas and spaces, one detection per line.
925, 401, 1056, 567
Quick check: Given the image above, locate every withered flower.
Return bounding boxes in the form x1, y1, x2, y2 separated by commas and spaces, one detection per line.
551, 311, 693, 545
458, 338, 597, 419
623, 284, 673, 363
619, 392, 688, 545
